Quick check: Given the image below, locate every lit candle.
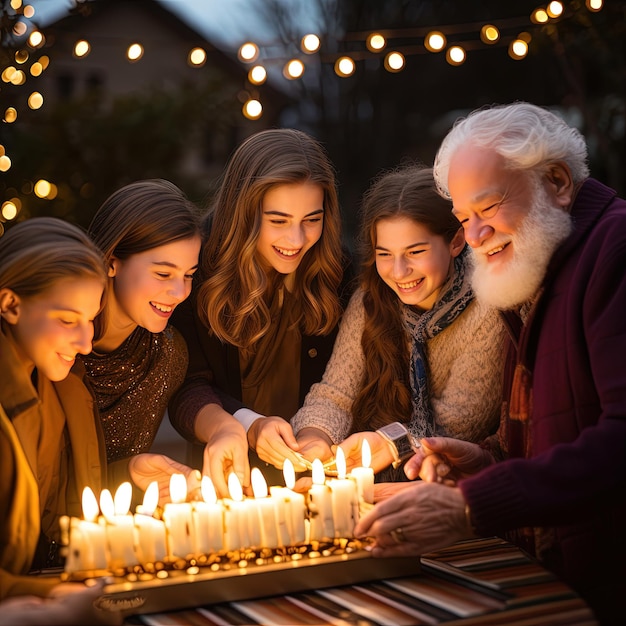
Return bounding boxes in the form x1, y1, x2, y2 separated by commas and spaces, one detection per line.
327, 447, 359, 538
63, 487, 108, 572
306, 458, 334, 542
250, 468, 279, 549
222, 472, 249, 551
191, 476, 224, 554
270, 458, 306, 546
348, 439, 375, 505
162, 473, 194, 559
101, 482, 137, 570
134, 481, 167, 564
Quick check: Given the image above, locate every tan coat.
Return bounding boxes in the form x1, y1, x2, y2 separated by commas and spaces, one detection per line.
0, 324, 107, 599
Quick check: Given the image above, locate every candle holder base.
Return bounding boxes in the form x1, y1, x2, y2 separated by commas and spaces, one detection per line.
90, 542, 421, 617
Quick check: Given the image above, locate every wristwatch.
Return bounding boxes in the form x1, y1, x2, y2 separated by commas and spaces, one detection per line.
376, 422, 419, 468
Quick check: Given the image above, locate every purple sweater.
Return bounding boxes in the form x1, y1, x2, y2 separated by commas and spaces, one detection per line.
460, 179, 626, 623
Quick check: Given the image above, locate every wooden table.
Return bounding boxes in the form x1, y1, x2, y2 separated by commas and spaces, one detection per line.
123, 537, 598, 625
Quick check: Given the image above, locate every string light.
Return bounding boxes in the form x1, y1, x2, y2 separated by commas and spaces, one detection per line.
242, 99, 262, 120
126, 43, 144, 62
283, 58, 305, 79
73, 40, 91, 58
248, 65, 267, 85
446, 45, 466, 66
480, 25, 500, 44
238, 42, 259, 62
366, 33, 386, 52
301, 34, 320, 53
334, 56, 355, 77
424, 31, 447, 52
188, 47, 207, 67
384, 51, 405, 73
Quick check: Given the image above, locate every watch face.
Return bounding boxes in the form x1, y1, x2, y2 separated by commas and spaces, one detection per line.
381, 422, 409, 439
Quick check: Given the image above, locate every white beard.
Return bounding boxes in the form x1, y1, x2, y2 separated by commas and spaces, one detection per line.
470, 182, 573, 310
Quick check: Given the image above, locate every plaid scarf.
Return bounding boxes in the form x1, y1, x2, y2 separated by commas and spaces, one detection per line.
402, 246, 474, 439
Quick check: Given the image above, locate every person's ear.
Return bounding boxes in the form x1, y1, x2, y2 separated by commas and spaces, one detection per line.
0, 288, 21, 324
545, 162, 575, 209
449, 227, 466, 258
108, 257, 119, 278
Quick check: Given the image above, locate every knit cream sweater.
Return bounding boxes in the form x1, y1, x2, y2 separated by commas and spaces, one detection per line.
291, 289, 507, 444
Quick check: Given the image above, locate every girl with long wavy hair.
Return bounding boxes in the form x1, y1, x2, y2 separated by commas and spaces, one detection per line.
169, 128, 351, 495
290, 165, 506, 482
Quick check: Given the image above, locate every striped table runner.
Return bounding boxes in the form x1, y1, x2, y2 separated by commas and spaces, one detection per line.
125, 537, 597, 625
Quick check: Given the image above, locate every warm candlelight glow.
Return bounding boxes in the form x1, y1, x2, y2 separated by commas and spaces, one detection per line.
362, 439, 372, 468
82, 486, 99, 522
142, 481, 159, 516
283, 458, 296, 489
114, 482, 132, 515
227, 472, 244, 501
170, 473, 187, 504
311, 458, 325, 485
251, 467, 269, 498
99, 488, 115, 521
336, 447, 347, 480
201, 475, 218, 505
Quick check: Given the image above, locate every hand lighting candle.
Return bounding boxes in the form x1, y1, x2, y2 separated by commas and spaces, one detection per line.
270, 458, 306, 547
250, 467, 279, 549
162, 473, 194, 559
134, 481, 167, 563
191, 476, 224, 554
306, 458, 334, 542
63, 486, 108, 572
101, 482, 137, 570
222, 472, 249, 551
327, 446, 359, 538
348, 439, 375, 505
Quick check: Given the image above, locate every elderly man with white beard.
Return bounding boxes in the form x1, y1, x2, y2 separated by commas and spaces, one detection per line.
354, 102, 626, 625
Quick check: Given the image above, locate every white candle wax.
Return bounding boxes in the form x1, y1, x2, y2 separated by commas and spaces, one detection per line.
250, 468, 279, 549
191, 476, 223, 554
100, 484, 137, 570
348, 439, 375, 504
327, 447, 359, 538
69, 487, 108, 571
134, 482, 166, 563
276, 459, 306, 545
162, 474, 194, 559
222, 473, 248, 551
306, 459, 335, 541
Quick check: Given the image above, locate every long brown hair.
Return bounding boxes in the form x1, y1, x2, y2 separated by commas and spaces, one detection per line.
88, 178, 201, 340
351, 165, 461, 432
198, 128, 344, 349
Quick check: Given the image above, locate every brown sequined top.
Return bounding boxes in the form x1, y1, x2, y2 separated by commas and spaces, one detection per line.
79, 326, 188, 463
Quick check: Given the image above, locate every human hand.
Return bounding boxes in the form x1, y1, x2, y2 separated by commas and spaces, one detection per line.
372, 481, 417, 502
128, 453, 200, 504
1, 580, 123, 626
296, 427, 334, 465
404, 437, 494, 483
249, 416, 307, 472
354, 482, 472, 558
201, 418, 250, 499
338, 431, 395, 473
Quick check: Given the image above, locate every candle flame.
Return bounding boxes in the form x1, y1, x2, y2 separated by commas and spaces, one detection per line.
114, 481, 132, 515
251, 467, 268, 498
336, 446, 347, 479
362, 439, 372, 469
201, 475, 217, 505
169, 473, 187, 504
283, 458, 295, 489
227, 472, 243, 501
311, 458, 325, 485
142, 481, 159, 516
82, 486, 99, 522
99, 488, 115, 522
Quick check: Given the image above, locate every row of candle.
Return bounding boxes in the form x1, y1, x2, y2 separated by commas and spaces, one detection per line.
62, 445, 375, 573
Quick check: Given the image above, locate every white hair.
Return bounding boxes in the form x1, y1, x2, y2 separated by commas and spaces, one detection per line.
433, 102, 590, 199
